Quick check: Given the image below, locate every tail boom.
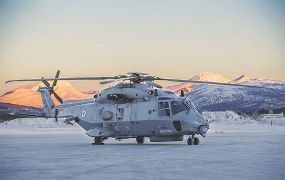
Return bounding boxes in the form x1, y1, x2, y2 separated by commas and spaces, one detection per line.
38, 87, 55, 117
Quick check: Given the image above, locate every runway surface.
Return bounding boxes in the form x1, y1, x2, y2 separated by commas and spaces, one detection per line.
0, 124, 285, 180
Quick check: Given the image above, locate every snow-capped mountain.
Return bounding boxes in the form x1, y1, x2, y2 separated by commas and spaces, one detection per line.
229, 75, 256, 84
182, 75, 285, 112
191, 72, 230, 82
165, 72, 285, 112
0, 81, 94, 107
229, 74, 285, 86
167, 72, 230, 93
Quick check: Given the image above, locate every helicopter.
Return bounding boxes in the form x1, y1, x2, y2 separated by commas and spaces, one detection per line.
5, 71, 265, 145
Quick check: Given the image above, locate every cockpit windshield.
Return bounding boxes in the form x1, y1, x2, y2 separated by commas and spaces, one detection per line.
171, 100, 189, 115
183, 97, 199, 112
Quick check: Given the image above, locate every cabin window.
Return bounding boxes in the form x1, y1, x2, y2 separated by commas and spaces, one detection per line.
171, 100, 188, 115
158, 101, 170, 116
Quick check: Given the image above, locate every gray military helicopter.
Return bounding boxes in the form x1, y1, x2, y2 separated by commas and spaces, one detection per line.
6, 71, 264, 145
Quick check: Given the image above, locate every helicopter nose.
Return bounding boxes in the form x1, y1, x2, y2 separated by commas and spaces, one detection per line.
198, 125, 209, 135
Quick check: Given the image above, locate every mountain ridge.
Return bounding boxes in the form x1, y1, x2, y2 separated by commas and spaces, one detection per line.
0, 81, 94, 107
166, 72, 231, 93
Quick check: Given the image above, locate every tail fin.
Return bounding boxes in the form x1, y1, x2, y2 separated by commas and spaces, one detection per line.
38, 87, 55, 117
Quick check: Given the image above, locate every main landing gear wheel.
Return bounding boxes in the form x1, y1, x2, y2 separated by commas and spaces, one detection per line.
193, 137, 200, 145
92, 137, 104, 145
136, 136, 145, 144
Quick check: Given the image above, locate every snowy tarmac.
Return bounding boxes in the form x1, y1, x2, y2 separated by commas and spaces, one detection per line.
0, 124, 285, 180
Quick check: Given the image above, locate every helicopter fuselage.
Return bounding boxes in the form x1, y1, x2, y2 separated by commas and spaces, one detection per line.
54, 83, 209, 142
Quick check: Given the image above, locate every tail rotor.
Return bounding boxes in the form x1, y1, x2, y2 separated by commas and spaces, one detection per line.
41, 70, 63, 104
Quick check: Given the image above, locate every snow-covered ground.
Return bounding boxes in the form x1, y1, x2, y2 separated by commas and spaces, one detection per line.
1, 112, 285, 180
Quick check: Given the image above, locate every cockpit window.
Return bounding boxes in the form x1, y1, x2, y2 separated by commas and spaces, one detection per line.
159, 101, 169, 109
158, 101, 170, 116
171, 100, 189, 115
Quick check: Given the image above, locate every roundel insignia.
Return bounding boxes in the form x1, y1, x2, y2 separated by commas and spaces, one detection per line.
81, 109, 87, 118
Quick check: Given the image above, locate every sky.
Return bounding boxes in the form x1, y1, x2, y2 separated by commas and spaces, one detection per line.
0, 0, 285, 94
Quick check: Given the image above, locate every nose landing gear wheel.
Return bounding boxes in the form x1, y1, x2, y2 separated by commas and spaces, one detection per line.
193, 137, 200, 145
187, 137, 193, 145
136, 136, 145, 144
187, 136, 200, 145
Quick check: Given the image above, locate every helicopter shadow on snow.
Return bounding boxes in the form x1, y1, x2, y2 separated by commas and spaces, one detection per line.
99, 143, 187, 146
70, 141, 194, 147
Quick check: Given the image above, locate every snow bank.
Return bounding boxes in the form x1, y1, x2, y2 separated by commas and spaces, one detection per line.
258, 116, 285, 126
203, 111, 258, 124
0, 118, 77, 128
203, 111, 285, 126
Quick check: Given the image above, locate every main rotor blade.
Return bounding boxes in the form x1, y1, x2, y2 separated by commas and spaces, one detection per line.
100, 77, 132, 85
53, 92, 63, 104
5, 76, 120, 83
51, 70, 60, 89
155, 78, 265, 88
41, 78, 51, 87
